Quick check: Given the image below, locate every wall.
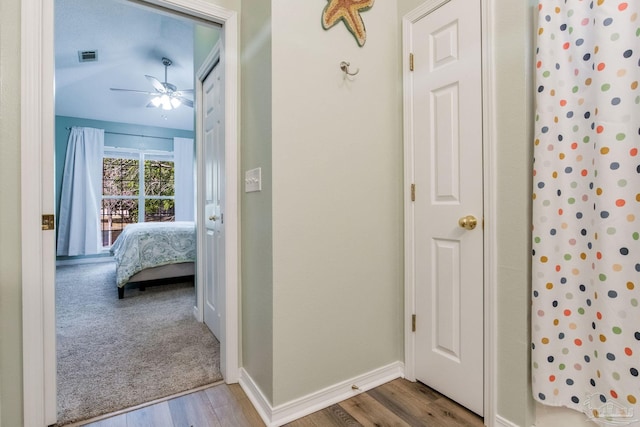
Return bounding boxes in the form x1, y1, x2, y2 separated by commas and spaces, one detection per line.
270, 1, 404, 405
240, 0, 274, 403
194, 23, 221, 135
194, 25, 221, 73
0, 0, 22, 425
493, 0, 536, 424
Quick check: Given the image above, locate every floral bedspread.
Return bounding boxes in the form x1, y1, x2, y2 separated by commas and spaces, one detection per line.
110, 221, 196, 288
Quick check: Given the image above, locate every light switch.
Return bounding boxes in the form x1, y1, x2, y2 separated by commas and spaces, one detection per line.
245, 167, 262, 192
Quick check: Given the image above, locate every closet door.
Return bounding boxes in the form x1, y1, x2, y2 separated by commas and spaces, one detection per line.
203, 62, 225, 340
408, 0, 484, 416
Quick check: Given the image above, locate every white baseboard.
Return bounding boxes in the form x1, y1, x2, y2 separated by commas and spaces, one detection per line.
239, 361, 405, 427
495, 415, 521, 427
56, 255, 113, 266
238, 371, 273, 426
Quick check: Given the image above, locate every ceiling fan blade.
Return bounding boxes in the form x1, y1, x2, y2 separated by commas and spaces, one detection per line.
110, 88, 156, 95
176, 96, 193, 108
177, 89, 194, 93
145, 75, 166, 93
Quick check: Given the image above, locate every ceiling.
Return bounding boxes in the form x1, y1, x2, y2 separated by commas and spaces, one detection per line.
55, 0, 217, 131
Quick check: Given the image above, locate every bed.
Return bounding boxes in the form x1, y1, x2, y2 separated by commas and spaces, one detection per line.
110, 221, 196, 299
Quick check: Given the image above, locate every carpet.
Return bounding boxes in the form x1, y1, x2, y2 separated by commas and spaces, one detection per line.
55, 262, 222, 426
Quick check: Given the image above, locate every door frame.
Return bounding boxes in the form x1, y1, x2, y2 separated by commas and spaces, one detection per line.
20, 0, 239, 425
402, 0, 497, 422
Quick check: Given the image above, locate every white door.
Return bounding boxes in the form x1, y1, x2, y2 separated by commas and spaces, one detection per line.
203, 62, 225, 339
409, 0, 483, 416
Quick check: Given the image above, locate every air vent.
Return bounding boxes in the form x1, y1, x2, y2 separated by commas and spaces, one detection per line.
78, 50, 98, 62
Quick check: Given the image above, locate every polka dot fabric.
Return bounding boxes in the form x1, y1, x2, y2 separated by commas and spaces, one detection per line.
532, 0, 640, 423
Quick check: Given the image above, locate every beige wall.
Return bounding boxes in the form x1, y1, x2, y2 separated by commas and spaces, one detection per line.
492, 0, 536, 425
270, 0, 404, 406
0, 0, 23, 424
240, 0, 275, 404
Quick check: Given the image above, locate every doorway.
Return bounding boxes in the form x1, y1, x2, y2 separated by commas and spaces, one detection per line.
403, 0, 486, 418
53, 0, 221, 423
21, 0, 239, 425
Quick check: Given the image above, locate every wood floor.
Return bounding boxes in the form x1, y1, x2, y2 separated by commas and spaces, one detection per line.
79, 378, 483, 427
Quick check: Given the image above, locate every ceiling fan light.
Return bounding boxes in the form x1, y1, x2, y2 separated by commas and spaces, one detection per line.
160, 94, 172, 110
170, 97, 182, 109
150, 96, 162, 107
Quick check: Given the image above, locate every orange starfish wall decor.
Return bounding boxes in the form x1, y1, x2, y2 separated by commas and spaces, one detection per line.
322, 0, 374, 47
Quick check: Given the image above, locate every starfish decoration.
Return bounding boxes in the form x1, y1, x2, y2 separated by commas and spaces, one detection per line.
322, 0, 374, 47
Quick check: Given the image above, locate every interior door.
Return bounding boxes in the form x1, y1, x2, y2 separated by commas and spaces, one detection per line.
410, 0, 484, 415
203, 61, 225, 340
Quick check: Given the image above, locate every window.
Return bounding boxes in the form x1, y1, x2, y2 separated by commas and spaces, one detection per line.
101, 149, 175, 247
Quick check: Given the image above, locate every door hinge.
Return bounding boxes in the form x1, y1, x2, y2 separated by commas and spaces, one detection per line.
409, 53, 414, 71
412, 314, 416, 332
42, 214, 55, 230
411, 184, 416, 202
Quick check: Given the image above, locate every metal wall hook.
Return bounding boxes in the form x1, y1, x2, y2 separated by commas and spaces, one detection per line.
340, 61, 359, 76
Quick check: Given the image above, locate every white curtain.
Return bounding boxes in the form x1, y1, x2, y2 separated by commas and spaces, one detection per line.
57, 127, 105, 256
174, 137, 195, 221
532, 0, 640, 422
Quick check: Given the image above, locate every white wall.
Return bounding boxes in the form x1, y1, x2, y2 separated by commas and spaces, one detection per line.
270, 0, 404, 406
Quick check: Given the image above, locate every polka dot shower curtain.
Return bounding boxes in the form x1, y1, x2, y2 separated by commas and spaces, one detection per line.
532, 0, 640, 424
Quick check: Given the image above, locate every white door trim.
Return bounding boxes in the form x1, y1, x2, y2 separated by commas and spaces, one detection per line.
402, 0, 497, 424
20, 1, 239, 426
480, 0, 499, 424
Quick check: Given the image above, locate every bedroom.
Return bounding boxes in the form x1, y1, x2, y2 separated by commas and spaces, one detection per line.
53, 0, 223, 424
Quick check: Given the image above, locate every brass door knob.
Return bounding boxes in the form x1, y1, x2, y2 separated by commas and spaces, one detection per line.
458, 215, 477, 230
209, 215, 218, 221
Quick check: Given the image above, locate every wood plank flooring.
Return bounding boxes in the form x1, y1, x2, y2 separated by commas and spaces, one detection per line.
79, 378, 484, 427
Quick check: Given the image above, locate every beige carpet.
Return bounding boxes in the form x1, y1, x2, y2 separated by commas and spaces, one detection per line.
55, 262, 221, 426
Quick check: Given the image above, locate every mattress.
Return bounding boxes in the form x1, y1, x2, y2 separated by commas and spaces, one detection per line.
110, 221, 196, 288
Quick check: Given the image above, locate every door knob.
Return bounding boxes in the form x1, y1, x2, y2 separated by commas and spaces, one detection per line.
209, 215, 218, 221
458, 215, 478, 230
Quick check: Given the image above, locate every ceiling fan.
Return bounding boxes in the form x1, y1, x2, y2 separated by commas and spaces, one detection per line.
110, 57, 193, 110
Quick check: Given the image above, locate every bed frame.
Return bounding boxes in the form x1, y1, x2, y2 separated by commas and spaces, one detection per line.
118, 262, 195, 299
